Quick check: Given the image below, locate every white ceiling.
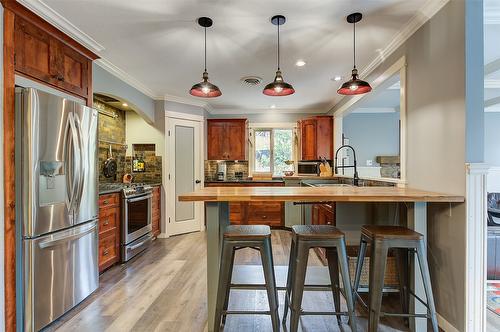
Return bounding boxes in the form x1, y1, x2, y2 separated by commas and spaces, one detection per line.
33, 0, 438, 113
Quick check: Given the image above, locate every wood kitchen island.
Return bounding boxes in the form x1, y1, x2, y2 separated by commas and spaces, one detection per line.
178, 186, 464, 332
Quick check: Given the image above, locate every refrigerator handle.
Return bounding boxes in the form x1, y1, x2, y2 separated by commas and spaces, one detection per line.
68, 113, 81, 215
72, 114, 85, 213
38, 222, 97, 249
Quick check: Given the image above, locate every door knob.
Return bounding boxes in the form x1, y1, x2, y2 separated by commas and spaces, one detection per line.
195, 180, 201, 184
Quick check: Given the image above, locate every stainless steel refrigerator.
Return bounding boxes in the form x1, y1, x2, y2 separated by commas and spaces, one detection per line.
15, 87, 99, 331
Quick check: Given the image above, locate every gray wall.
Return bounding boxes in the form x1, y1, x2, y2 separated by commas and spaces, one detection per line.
93, 63, 156, 123
485, 112, 500, 166
331, 1, 468, 329
343, 112, 400, 165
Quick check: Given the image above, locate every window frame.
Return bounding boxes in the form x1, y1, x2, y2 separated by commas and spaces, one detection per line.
249, 123, 298, 177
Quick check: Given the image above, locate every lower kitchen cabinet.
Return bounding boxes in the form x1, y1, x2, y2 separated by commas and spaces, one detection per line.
152, 186, 161, 237
98, 193, 121, 273
311, 202, 335, 264
205, 182, 284, 227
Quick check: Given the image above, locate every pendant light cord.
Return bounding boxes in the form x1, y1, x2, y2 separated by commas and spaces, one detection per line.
204, 27, 207, 72
353, 20, 356, 69
277, 21, 280, 70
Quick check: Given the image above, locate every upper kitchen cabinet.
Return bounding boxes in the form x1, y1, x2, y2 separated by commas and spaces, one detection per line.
207, 119, 247, 160
299, 115, 334, 160
12, 12, 95, 101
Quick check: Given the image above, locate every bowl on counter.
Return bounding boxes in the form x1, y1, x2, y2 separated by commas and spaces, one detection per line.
284, 171, 295, 176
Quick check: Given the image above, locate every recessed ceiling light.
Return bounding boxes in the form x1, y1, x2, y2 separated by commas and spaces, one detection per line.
333, 76, 342, 81
270, 105, 276, 109
122, 103, 128, 107
295, 60, 306, 67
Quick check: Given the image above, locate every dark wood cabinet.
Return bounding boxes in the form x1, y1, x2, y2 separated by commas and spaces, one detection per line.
13, 15, 92, 100
311, 202, 335, 263
152, 186, 161, 237
98, 193, 121, 273
299, 116, 334, 161
207, 119, 247, 160
205, 182, 284, 226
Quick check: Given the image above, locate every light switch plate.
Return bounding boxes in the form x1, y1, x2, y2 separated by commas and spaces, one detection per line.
366, 160, 373, 166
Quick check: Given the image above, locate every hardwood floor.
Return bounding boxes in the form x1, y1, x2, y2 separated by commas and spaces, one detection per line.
43, 230, 411, 332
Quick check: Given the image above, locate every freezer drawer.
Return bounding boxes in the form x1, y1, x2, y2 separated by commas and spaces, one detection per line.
23, 220, 99, 331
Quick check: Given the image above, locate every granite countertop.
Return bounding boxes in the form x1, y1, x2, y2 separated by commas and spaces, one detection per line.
98, 182, 162, 195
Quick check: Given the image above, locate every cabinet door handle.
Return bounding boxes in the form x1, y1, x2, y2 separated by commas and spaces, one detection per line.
103, 200, 109, 205
103, 249, 109, 256
103, 219, 109, 226
262, 215, 267, 219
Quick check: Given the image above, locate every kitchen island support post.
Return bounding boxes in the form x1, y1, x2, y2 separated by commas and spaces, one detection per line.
409, 202, 428, 332
206, 202, 229, 332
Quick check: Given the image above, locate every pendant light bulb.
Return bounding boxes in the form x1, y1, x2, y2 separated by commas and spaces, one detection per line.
190, 17, 222, 98
338, 13, 372, 96
263, 15, 295, 97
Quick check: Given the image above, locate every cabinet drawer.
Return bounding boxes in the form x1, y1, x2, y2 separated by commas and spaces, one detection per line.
99, 233, 118, 270
99, 193, 120, 208
99, 208, 118, 234
247, 202, 282, 225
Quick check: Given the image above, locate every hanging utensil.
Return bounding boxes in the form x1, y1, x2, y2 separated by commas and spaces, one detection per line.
103, 145, 118, 178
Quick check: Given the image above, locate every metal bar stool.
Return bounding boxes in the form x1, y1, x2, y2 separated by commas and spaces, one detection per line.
283, 225, 357, 332
352, 225, 439, 332
213, 225, 280, 332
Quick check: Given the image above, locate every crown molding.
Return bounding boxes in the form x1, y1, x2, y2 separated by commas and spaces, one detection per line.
484, 7, 500, 25
485, 79, 500, 89
327, 0, 449, 114
94, 58, 163, 99
360, 0, 449, 78
351, 107, 397, 114
16, 0, 105, 53
163, 93, 211, 110
208, 108, 323, 115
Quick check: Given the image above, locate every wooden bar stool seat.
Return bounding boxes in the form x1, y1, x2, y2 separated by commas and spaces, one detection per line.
214, 225, 280, 332
361, 225, 423, 240
283, 225, 357, 332
353, 225, 438, 332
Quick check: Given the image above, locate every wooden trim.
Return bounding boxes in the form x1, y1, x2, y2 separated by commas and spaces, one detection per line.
3, 7, 16, 332
1, 0, 99, 60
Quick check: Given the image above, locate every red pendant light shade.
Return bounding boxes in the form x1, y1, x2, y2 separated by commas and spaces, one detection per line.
190, 17, 222, 98
190, 71, 222, 97
263, 15, 295, 97
337, 68, 372, 95
338, 13, 372, 96
263, 70, 295, 96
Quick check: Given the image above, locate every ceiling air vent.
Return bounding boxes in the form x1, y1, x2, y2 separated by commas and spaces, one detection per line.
241, 76, 262, 86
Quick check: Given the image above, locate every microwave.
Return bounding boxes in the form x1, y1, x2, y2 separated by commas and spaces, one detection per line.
297, 161, 321, 176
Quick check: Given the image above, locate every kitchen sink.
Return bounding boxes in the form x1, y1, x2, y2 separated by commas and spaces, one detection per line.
313, 183, 352, 187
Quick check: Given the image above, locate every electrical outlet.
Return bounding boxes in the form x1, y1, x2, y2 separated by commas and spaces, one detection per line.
366, 160, 373, 166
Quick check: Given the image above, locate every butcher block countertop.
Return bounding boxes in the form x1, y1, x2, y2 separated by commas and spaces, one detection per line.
178, 186, 464, 203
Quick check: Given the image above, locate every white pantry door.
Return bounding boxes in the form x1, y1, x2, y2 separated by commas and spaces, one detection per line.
166, 116, 203, 236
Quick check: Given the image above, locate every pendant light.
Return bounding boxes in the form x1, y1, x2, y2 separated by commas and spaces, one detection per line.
337, 13, 372, 95
190, 17, 222, 98
263, 15, 295, 96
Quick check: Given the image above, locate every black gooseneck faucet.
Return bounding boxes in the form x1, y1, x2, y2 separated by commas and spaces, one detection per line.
334, 145, 359, 186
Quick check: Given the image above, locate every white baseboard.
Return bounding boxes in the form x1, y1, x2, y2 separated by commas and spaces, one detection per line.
156, 233, 169, 239
438, 313, 460, 332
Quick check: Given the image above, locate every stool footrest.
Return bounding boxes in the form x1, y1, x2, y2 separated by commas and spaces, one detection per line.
380, 312, 430, 319
223, 310, 272, 315
300, 310, 350, 316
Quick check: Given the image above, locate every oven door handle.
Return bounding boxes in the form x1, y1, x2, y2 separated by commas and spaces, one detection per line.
128, 236, 151, 251
127, 194, 153, 203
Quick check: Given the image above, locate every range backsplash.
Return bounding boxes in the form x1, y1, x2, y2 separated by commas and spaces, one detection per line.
205, 160, 249, 181
96, 98, 162, 184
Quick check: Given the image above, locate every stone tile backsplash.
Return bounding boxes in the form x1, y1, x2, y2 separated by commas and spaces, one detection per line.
96, 98, 162, 184
205, 160, 249, 181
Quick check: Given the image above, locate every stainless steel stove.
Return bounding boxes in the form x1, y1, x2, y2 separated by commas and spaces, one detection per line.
121, 183, 154, 262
